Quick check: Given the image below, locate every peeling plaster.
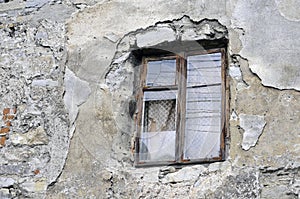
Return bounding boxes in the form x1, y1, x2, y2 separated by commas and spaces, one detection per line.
104, 32, 121, 43
232, 0, 300, 91
64, 67, 91, 135
229, 64, 242, 81
0, 0, 296, 197
239, 114, 266, 150
106, 16, 228, 91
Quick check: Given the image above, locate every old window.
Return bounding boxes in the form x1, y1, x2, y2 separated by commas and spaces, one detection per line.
135, 48, 228, 166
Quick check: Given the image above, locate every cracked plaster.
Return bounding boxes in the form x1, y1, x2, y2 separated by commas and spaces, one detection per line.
0, 0, 300, 198
232, 0, 300, 91
64, 67, 91, 129
239, 114, 266, 150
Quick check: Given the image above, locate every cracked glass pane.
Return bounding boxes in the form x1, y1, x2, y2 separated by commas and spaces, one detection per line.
187, 53, 221, 86
139, 90, 176, 162
146, 59, 176, 86
184, 53, 222, 160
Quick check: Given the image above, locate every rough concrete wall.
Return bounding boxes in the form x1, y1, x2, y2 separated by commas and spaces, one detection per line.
0, 1, 75, 198
0, 0, 299, 198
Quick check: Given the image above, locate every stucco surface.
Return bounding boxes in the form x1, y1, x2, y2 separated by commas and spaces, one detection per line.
0, 0, 299, 198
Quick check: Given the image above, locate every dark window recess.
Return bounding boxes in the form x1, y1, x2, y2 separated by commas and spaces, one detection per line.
135, 48, 228, 166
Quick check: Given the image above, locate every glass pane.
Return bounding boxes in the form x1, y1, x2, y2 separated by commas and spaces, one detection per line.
143, 100, 176, 133
139, 90, 177, 162
183, 83, 222, 160
187, 53, 221, 86
146, 59, 176, 86
144, 90, 176, 101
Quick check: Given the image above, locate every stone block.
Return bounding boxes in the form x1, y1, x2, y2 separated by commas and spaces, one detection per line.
0, 177, 15, 188
20, 178, 47, 193
10, 126, 49, 146
0, 188, 10, 199
0, 163, 31, 175
31, 79, 59, 87
25, 0, 49, 8
161, 165, 206, 183
136, 27, 176, 48
208, 161, 232, 173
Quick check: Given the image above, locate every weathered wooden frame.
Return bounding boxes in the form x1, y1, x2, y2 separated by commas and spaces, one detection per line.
135, 48, 228, 167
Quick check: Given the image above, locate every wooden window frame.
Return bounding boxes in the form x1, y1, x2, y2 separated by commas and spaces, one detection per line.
135, 48, 228, 167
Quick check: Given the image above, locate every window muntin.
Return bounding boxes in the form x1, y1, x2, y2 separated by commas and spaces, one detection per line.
135, 49, 227, 166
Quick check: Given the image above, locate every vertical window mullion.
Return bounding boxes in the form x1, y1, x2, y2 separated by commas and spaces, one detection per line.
175, 56, 181, 162
175, 54, 187, 162
136, 58, 148, 164
180, 55, 187, 162
220, 48, 227, 159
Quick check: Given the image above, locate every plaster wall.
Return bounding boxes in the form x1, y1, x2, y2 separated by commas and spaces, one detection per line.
0, 0, 299, 198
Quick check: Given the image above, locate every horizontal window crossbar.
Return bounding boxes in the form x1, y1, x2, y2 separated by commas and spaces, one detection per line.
143, 83, 221, 91
186, 83, 221, 88
143, 85, 178, 91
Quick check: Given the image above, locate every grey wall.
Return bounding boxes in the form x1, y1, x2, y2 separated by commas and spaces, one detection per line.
0, 0, 299, 198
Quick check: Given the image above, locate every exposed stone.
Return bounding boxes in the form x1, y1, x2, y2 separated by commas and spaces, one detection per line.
136, 26, 176, 48
31, 79, 59, 87
229, 64, 242, 81
158, 166, 176, 178
0, 0, 25, 12
20, 178, 47, 193
10, 126, 49, 146
0, 163, 31, 175
230, 111, 238, 121
181, 20, 227, 41
260, 166, 299, 199
0, 188, 10, 199
161, 165, 206, 183
100, 169, 112, 181
0, 0, 300, 198
239, 114, 266, 150
0, 177, 15, 188
104, 32, 120, 43
208, 161, 232, 173
112, 52, 131, 65
25, 0, 49, 9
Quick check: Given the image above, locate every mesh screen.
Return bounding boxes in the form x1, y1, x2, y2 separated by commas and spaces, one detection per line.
143, 99, 176, 132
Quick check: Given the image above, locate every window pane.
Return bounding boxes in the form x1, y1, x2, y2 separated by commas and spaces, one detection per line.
144, 90, 176, 101
183, 83, 222, 160
146, 59, 176, 86
187, 53, 221, 86
139, 90, 177, 162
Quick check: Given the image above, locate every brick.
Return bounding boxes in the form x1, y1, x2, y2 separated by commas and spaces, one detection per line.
5, 121, 11, 127
6, 115, 14, 120
33, 169, 40, 175
0, 128, 10, 134
2, 115, 7, 120
2, 108, 10, 115
0, 137, 6, 146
